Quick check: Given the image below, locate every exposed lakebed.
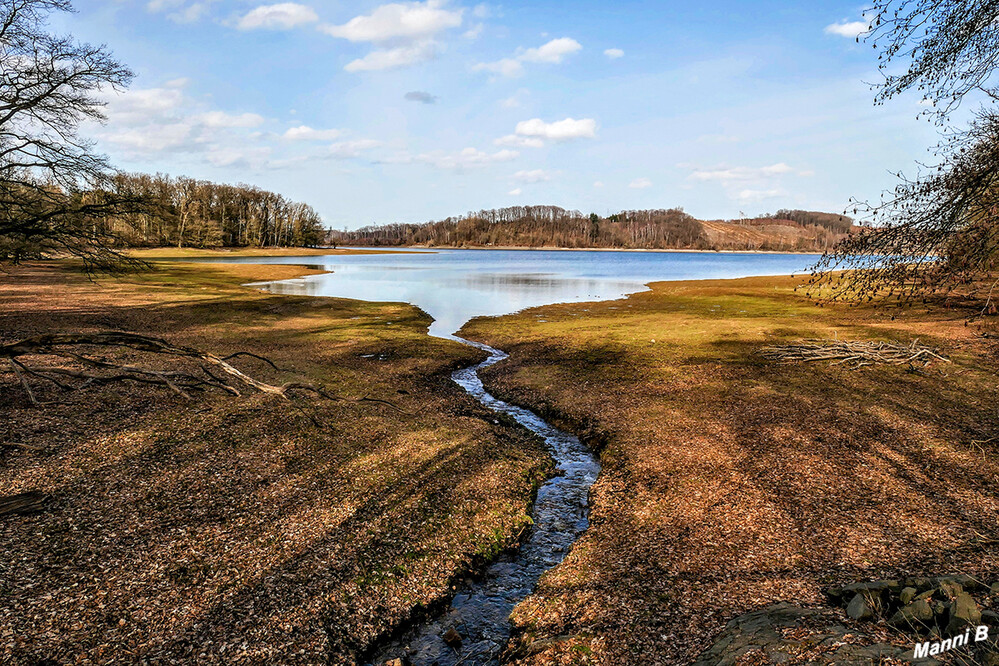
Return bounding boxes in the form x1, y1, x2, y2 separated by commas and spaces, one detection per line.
183, 248, 818, 664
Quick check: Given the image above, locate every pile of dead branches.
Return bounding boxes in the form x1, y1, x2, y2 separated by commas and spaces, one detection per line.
1, 332, 398, 412
757, 338, 951, 369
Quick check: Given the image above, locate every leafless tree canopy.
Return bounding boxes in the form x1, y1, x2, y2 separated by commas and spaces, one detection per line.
810, 110, 999, 307
103, 172, 327, 249
811, 1, 999, 306
0, 0, 136, 269
867, 0, 999, 117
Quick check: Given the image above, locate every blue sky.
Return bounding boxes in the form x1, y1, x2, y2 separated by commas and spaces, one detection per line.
62, 1, 943, 229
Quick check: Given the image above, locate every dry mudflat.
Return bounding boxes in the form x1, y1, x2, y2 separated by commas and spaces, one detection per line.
0, 259, 549, 664
461, 275, 999, 664
3, 259, 998, 665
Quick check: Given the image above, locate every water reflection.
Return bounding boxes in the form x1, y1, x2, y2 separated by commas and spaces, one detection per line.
205, 248, 818, 337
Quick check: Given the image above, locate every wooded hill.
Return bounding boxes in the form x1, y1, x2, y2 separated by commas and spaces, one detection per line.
104, 173, 326, 249
331, 206, 855, 252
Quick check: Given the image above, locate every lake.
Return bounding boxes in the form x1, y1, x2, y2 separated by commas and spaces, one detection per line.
197, 248, 820, 338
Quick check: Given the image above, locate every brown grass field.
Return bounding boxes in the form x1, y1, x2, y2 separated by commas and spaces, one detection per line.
0, 259, 549, 664
2, 260, 998, 664
461, 276, 999, 664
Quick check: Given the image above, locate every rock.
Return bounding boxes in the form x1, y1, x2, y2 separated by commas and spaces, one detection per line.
828, 580, 898, 604
983, 610, 999, 627
692, 603, 911, 666
991, 582, 999, 596
945, 574, 986, 592
442, 628, 462, 647
382, 659, 407, 666
915, 589, 935, 602
847, 593, 875, 621
889, 599, 934, 628
900, 587, 918, 605
937, 580, 964, 599
946, 593, 981, 634
903, 576, 934, 591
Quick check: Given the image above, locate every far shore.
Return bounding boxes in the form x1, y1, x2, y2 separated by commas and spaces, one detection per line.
339, 244, 826, 256
125, 244, 827, 258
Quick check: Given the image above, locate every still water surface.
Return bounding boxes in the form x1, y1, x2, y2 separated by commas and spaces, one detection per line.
198, 248, 819, 336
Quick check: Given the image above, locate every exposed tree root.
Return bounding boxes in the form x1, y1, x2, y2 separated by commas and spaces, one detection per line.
758, 338, 951, 369
1, 332, 403, 414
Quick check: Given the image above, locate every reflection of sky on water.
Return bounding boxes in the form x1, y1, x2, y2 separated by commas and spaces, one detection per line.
203, 248, 819, 337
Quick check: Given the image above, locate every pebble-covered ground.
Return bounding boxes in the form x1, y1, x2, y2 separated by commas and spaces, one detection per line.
0, 259, 550, 665
461, 275, 999, 664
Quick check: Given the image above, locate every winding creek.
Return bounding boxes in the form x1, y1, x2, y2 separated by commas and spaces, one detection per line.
369, 337, 600, 665
185, 248, 819, 664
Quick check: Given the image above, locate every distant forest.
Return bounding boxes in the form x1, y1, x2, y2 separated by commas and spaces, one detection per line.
102, 173, 326, 249
331, 206, 855, 252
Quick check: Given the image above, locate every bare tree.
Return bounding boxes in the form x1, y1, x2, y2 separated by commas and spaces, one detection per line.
811, 109, 999, 309
812, 1, 999, 306
866, 0, 999, 119
0, 0, 138, 270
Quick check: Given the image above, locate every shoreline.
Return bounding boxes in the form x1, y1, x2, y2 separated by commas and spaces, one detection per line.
341, 244, 825, 256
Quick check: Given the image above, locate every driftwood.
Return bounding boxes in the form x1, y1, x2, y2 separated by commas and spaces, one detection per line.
0, 491, 48, 517
758, 339, 951, 369
1, 332, 401, 413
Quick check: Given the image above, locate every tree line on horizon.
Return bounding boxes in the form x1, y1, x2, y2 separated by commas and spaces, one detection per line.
331, 206, 854, 252
104, 173, 326, 249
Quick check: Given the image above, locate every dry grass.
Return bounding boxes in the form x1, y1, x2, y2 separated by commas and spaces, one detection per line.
460, 275, 999, 664
0, 260, 549, 665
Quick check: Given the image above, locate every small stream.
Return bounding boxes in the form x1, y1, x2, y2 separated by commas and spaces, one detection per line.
367, 336, 601, 666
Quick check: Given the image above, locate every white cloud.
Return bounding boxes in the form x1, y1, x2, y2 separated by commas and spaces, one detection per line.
508, 187, 522, 195
689, 163, 795, 183
283, 125, 342, 140
388, 146, 519, 169
344, 42, 438, 71
473, 58, 523, 77
197, 111, 265, 128
321, 0, 462, 42
494, 134, 544, 148
95, 80, 275, 169
520, 37, 582, 63
593, 180, 604, 188
737, 188, 784, 203
474, 37, 582, 78
206, 145, 274, 168
147, 0, 217, 24
329, 139, 382, 158
320, 1, 463, 72
604, 48, 624, 59
824, 19, 870, 38
512, 169, 552, 183
629, 177, 652, 189
237, 3, 319, 30
514, 117, 597, 142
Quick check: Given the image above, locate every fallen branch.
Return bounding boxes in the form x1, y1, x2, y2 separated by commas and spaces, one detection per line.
0, 490, 48, 517
1, 332, 404, 413
0, 442, 44, 451
758, 338, 951, 369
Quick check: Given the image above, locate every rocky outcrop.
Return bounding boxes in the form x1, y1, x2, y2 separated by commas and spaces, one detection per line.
694, 575, 999, 665
691, 602, 915, 665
